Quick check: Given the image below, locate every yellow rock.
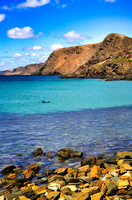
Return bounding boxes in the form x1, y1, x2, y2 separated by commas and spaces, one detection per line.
120, 163, 132, 171
80, 183, 90, 189
33, 185, 47, 195
91, 192, 103, 200
54, 167, 67, 175
118, 179, 129, 189
0, 196, 4, 200
67, 168, 76, 174
117, 159, 124, 166
90, 165, 101, 178
120, 171, 132, 179
61, 185, 77, 192
19, 196, 30, 200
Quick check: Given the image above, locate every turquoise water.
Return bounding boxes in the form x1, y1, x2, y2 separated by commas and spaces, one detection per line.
0, 76, 132, 172
0, 76, 132, 114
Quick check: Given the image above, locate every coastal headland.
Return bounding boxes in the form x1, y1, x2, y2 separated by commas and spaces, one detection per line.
0, 148, 132, 199
1, 33, 132, 81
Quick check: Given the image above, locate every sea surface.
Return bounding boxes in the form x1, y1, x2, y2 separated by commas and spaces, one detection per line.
0, 75, 132, 172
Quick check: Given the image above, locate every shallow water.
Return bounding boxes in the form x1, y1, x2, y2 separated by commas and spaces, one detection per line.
0, 75, 132, 114
0, 76, 132, 171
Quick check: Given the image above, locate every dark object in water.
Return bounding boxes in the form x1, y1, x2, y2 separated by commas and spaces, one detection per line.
42, 100, 50, 103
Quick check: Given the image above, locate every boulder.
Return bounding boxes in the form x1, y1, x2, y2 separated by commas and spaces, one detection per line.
57, 148, 73, 159
1, 165, 16, 175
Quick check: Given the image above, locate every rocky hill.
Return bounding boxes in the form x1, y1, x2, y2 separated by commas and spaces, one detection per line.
1, 33, 132, 80
0, 63, 43, 75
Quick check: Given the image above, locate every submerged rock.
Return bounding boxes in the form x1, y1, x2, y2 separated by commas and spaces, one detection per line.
57, 148, 73, 159
32, 148, 44, 157
81, 156, 96, 166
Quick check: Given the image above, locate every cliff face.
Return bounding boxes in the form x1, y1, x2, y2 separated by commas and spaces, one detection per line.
34, 43, 100, 75
0, 63, 43, 75
1, 33, 132, 80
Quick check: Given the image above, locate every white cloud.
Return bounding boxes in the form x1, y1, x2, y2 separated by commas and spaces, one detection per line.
12, 53, 22, 58
63, 30, 87, 42
105, 0, 116, 2
7, 27, 41, 39
16, 0, 50, 9
50, 43, 64, 50
25, 46, 43, 51
0, 14, 5, 22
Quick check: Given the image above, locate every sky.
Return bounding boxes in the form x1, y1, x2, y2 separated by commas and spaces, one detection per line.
0, 0, 132, 71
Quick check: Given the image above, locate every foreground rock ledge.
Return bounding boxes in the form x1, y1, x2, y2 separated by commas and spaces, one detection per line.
0, 151, 132, 200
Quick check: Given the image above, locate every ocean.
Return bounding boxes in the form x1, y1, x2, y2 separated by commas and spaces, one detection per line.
0, 75, 132, 171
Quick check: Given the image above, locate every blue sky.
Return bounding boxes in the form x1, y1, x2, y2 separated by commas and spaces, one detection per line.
0, 0, 132, 71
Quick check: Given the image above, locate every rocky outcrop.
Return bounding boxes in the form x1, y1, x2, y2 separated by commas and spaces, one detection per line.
1, 33, 132, 80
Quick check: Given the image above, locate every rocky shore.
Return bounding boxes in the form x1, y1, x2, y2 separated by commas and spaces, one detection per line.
0, 148, 132, 200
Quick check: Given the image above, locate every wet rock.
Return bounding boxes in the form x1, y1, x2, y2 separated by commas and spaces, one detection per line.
81, 156, 96, 166
23, 164, 39, 179
106, 182, 118, 196
32, 148, 44, 157
46, 151, 56, 158
57, 148, 73, 159
1, 165, 16, 175
54, 167, 67, 175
